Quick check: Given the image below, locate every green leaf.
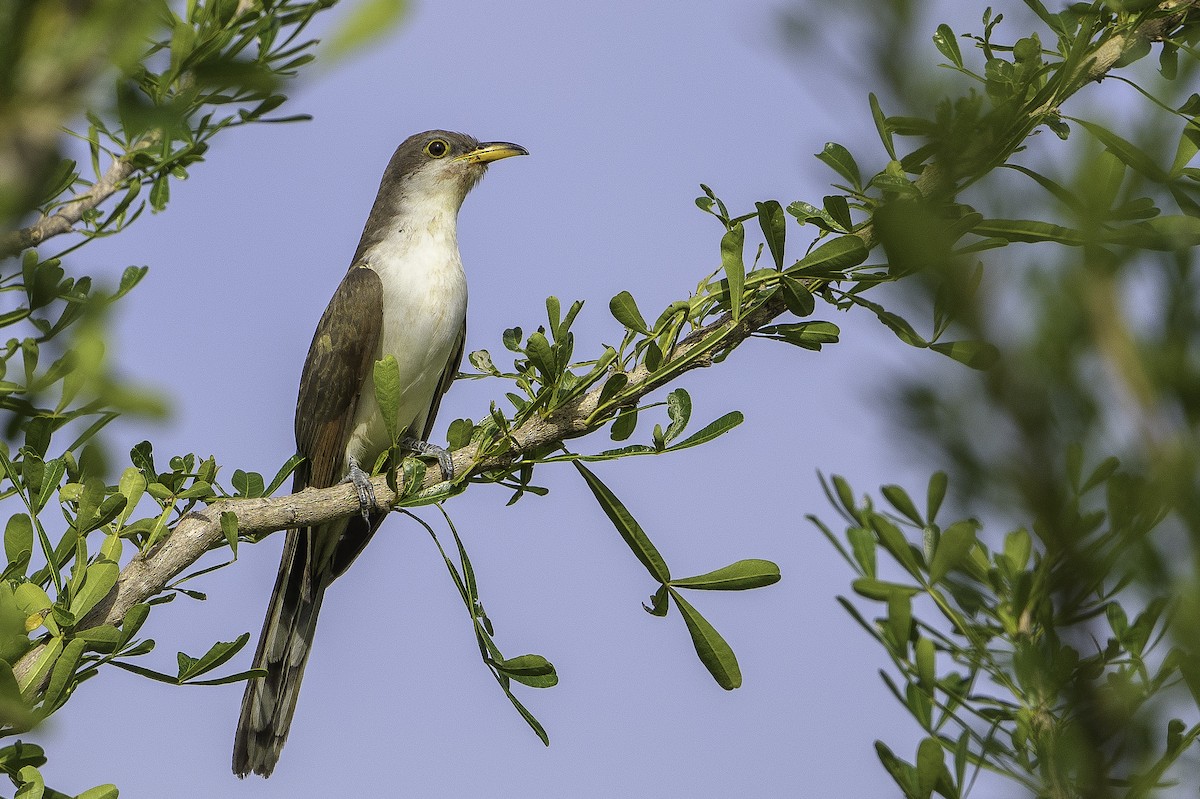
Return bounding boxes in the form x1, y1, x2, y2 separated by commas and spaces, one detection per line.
847, 527, 876, 577
933, 24, 963, 68
973, 218, 1088, 246
373, 355, 402, 443
664, 388, 691, 443
823, 195, 853, 231
493, 654, 558, 688
4, 515, 32, 576
816, 142, 862, 188
915, 636, 936, 689
787, 235, 869, 275
524, 331, 555, 380
869, 93, 896, 160
755, 201, 787, 269
780, 275, 815, 317
1069, 117, 1167, 182
265, 454, 304, 496
668, 588, 741, 690
721, 223, 746, 322
15, 764, 44, 799
573, 462, 670, 583
322, 0, 410, 64
75, 784, 120, 799
178, 633, 251, 682
609, 291, 650, 335
1172, 121, 1200, 178
882, 485, 923, 526
665, 410, 743, 452
887, 592, 912, 652
928, 520, 977, 584
929, 340, 1000, 370
759, 320, 840, 350
852, 578, 921, 601
670, 559, 780, 590
220, 511, 239, 554
610, 406, 637, 441
926, 472, 947, 523
502, 327, 523, 352
69, 561, 119, 620
916, 737, 946, 799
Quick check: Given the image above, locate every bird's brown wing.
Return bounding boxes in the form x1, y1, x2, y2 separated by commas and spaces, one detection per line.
293, 265, 384, 491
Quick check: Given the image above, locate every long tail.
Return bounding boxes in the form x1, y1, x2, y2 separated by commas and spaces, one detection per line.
233, 527, 328, 778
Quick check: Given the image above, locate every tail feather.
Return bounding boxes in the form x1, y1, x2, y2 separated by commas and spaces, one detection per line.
232, 528, 329, 778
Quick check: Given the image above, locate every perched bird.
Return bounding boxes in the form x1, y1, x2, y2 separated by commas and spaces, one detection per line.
233, 130, 527, 778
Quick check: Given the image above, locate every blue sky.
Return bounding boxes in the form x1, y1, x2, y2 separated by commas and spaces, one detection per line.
34, 1, 981, 795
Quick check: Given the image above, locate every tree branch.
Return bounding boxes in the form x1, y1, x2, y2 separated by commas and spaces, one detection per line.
0, 133, 160, 258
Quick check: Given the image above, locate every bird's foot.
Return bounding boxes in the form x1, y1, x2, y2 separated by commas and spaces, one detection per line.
400, 436, 455, 480
343, 456, 377, 521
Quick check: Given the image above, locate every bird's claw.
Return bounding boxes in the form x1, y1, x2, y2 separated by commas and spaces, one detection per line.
400, 436, 455, 481
343, 457, 377, 521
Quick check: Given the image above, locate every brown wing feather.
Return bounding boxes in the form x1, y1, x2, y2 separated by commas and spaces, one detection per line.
233, 265, 383, 778
294, 265, 385, 489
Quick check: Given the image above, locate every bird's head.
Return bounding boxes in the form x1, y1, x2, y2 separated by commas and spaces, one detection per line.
382, 130, 528, 214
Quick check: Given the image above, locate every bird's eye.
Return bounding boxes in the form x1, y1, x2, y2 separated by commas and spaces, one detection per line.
425, 139, 449, 158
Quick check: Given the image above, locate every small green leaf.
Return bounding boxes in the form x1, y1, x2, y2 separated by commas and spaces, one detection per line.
816, 142, 862, 188
929, 340, 1000, 370
220, 512, 239, 555
926, 472, 948, 523
916, 737, 946, 799
869, 93, 897, 160
494, 654, 558, 688
755, 200, 787, 269
69, 561, 119, 620
721, 224, 746, 322
664, 388, 691, 443
915, 636, 936, 689
670, 559, 780, 590
178, 633, 251, 682
1069, 117, 1167, 182
502, 327, 523, 352
665, 410, 743, 452
787, 235, 869, 275
933, 24, 963, 68
823, 195, 853, 231
669, 587, 741, 690
322, 0, 410, 64
609, 291, 650, 335
524, 331, 555, 380
928, 520, 977, 584
373, 355, 402, 442
780, 275, 815, 317
610, 406, 637, 441
882, 485, 923, 526
4, 515, 32, 576
573, 462, 670, 583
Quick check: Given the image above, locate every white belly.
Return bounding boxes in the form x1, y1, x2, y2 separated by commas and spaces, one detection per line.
344, 225, 467, 471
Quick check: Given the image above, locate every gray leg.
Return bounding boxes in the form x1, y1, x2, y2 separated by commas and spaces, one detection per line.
400, 436, 455, 480
342, 456, 377, 521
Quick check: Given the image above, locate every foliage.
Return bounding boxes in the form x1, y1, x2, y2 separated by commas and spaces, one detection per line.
2, 0, 1200, 796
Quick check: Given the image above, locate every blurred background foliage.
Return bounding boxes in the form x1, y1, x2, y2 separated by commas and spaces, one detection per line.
784, 1, 1200, 795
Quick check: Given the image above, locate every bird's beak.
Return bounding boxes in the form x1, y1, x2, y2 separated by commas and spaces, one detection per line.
457, 141, 529, 164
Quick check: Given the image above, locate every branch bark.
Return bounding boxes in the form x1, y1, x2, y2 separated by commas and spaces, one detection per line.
0, 133, 160, 258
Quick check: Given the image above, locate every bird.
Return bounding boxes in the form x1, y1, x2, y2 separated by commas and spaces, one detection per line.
232, 130, 527, 778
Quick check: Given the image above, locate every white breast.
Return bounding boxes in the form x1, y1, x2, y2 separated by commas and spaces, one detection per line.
343, 207, 468, 471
